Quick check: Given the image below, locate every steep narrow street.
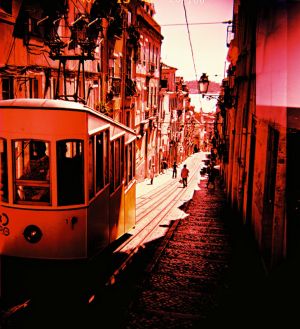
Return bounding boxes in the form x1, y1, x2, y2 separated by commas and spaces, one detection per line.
122, 172, 267, 328
1, 1, 300, 328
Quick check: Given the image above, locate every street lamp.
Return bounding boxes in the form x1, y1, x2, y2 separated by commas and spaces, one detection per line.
198, 73, 220, 100
198, 73, 209, 94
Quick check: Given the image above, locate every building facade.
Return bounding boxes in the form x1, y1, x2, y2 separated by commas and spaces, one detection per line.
133, 1, 163, 181
0, 0, 199, 189
220, 0, 300, 270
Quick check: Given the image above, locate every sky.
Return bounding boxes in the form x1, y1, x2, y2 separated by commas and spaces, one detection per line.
152, 0, 234, 83
189, 93, 218, 113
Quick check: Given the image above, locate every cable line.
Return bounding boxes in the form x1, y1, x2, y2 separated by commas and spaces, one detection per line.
182, 0, 198, 82
161, 20, 232, 26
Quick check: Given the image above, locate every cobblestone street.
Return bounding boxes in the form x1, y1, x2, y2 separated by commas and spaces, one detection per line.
123, 179, 268, 328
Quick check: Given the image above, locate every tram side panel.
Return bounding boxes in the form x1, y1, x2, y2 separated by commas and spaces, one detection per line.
0, 207, 87, 259
108, 135, 126, 242
109, 185, 125, 242
124, 140, 136, 232
87, 186, 110, 256
124, 183, 136, 232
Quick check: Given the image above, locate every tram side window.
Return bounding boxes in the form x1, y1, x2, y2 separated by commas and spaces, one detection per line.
95, 129, 109, 193
115, 139, 121, 187
96, 133, 104, 192
13, 140, 50, 204
104, 130, 109, 185
121, 136, 125, 184
110, 136, 124, 193
125, 141, 135, 185
110, 141, 114, 193
88, 137, 95, 200
57, 140, 84, 206
132, 142, 136, 180
0, 139, 8, 202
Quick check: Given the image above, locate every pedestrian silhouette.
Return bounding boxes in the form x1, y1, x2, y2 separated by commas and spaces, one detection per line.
172, 161, 178, 178
149, 165, 155, 185
181, 164, 189, 188
207, 163, 217, 190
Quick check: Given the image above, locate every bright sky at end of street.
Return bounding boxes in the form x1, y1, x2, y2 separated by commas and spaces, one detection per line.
152, 0, 234, 83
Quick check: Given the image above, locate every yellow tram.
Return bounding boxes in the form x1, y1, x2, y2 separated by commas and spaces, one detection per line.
0, 99, 136, 259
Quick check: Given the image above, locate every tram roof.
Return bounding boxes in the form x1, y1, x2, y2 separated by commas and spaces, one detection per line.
0, 98, 136, 135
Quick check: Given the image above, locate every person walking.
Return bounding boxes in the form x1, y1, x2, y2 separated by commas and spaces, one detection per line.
181, 164, 189, 188
206, 163, 217, 190
172, 161, 178, 179
149, 165, 155, 185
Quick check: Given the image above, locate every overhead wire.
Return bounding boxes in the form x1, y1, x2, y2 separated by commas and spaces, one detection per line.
161, 20, 232, 27
182, 0, 198, 83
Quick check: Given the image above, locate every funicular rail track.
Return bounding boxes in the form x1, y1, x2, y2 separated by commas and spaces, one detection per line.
105, 159, 202, 286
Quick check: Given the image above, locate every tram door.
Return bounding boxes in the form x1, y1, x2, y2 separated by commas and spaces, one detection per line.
87, 130, 110, 255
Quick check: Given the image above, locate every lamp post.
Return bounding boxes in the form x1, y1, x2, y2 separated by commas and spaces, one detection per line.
198, 73, 220, 100
198, 73, 210, 94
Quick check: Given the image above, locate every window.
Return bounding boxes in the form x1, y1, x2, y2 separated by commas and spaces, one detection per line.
52, 77, 58, 98
88, 130, 109, 200
13, 140, 50, 204
88, 137, 95, 199
110, 141, 114, 193
149, 86, 153, 108
125, 111, 131, 128
110, 136, 124, 193
103, 131, 109, 185
0, 139, 8, 202
115, 139, 121, 187
57, 140, 84, 206
96, 134, 104, 191
2, 77, 14, 99
0, 1, 12, 15
125, 142, 135, 185
126, 56, 132, 80
28, 17, 40, 36
161, 80, 168, 89
29, 78, 39, 98
109, 59, 115, 78
127, 11, 132, 26
111, 77, 121, 95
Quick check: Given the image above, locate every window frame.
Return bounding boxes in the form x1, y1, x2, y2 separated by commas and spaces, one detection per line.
12, 139, 51, 205
110, 135, 125, 193
56, 139, 84, 206
2, 77, 14, 100
89, 129, 109, 201
125, 141, 135, 186
0, 138, 8, 203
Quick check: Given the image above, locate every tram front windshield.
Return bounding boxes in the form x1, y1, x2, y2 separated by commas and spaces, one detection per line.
0, 139, 8, 202
14, 140, 50, 204
12, 139, 84, 206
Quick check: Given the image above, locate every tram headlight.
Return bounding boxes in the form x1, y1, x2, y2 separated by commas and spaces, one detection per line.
23, 225, 43, 243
